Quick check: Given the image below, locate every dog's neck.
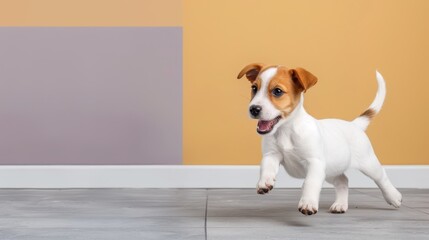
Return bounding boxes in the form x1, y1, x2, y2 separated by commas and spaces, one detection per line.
276, 93, 312, 132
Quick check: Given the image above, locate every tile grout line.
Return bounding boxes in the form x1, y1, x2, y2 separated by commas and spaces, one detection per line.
205, 189, 209, 239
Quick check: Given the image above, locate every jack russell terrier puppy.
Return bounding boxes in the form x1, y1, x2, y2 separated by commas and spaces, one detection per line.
237, 64, 402, 215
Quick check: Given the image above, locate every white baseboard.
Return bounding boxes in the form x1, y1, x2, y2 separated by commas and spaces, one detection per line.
0, 165, 427, 188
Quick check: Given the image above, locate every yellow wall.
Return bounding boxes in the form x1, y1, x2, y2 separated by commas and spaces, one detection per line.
0, 0, 427, 165
183, 0, 429, 165
0, 0, 181, 26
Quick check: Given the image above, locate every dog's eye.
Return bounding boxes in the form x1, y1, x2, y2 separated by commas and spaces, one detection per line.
272, 88, 284, 97
251, 85, 258, 95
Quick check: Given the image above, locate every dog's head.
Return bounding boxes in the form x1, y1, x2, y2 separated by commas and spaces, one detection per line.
237, 63, 318, 135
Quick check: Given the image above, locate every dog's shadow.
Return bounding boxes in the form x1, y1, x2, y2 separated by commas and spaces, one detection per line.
205, 203, 398, 227
208, 206, 312, 227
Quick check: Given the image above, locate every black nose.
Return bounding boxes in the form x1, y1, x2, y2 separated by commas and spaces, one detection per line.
249, 105, 262, 117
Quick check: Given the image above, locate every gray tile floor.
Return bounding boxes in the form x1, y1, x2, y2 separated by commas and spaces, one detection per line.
0, 188, 428, 239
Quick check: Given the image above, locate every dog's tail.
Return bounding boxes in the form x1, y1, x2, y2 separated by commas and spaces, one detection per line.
352, 70, 386, 131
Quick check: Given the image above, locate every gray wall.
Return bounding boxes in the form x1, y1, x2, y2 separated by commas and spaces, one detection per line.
0, 27, 182, 164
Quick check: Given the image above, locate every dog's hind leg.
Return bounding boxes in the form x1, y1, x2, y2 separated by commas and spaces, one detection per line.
326, 174, 349, 213
357, 154, 402, 208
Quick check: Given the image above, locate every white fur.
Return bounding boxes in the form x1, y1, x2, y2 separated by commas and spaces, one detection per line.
250, 67, 280, 121
254, 69, 402, 215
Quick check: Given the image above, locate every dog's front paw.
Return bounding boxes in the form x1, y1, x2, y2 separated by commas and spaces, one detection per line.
329, 201, 348, 214
256, 176, 275, 195
298, 198, 319, 215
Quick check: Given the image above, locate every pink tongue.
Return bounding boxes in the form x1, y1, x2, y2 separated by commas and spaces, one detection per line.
258, 120, 274, 132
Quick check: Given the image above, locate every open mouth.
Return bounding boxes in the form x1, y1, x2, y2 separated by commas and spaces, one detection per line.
257, 116, 282, 134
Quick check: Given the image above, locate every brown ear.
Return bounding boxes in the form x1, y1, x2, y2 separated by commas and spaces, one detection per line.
289, 67, 318, 92
237, 63, 264, 82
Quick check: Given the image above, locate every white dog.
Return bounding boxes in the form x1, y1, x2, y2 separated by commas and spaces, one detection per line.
237, 64, 402, 215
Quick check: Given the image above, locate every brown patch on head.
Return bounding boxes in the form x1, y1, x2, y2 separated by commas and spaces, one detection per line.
360, 108, 376, 119
239, 64, 319, 118
267, 66, 303, 118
